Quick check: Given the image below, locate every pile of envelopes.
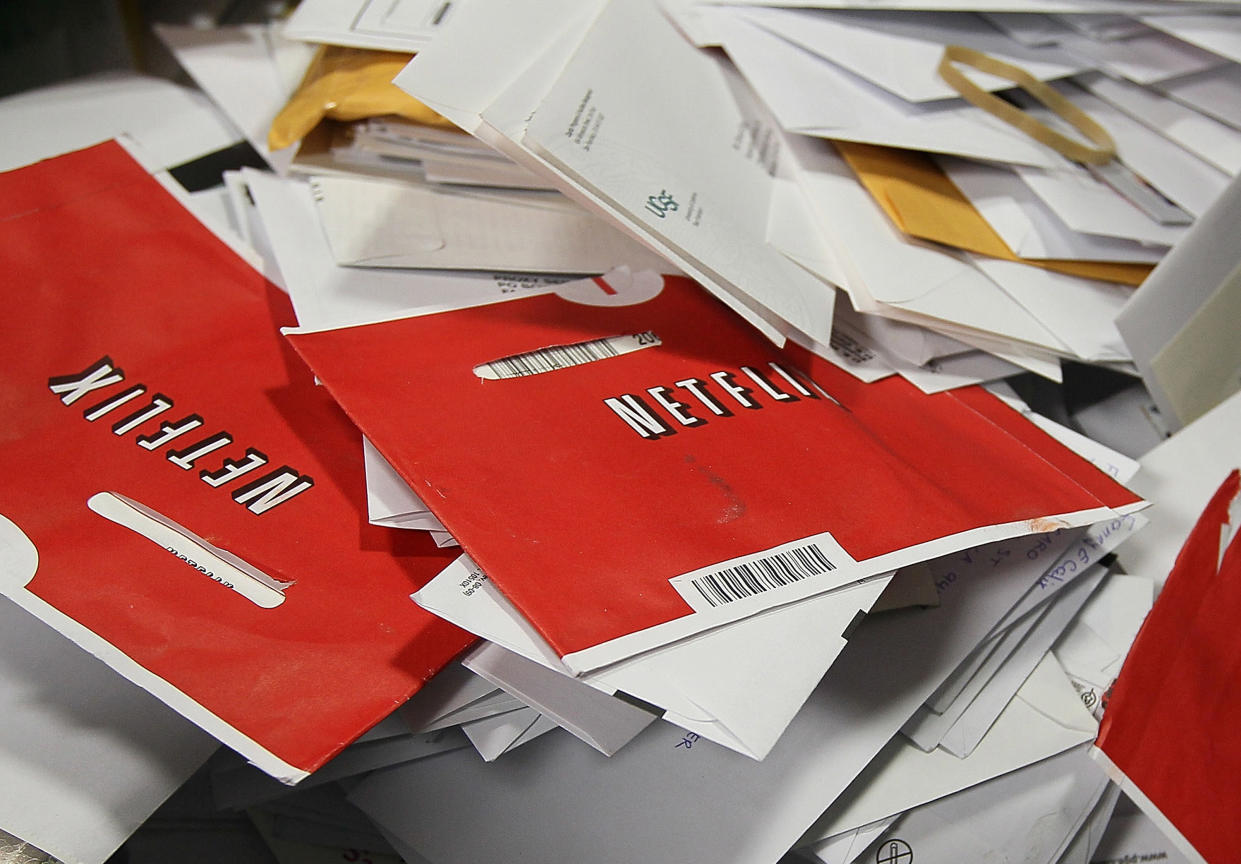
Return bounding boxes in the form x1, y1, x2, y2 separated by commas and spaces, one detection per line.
1, 0, 1241, 862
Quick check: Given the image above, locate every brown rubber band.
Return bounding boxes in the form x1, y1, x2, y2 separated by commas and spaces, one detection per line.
937, 44, 1116, 165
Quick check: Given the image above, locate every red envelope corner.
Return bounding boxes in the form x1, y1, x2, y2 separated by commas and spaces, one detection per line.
1094, 468, 1241, 864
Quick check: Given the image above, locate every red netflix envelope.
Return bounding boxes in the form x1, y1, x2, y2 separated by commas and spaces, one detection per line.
0, 141, 473, 782
285, 269, 1143, 673
1094, 469, 1241, 864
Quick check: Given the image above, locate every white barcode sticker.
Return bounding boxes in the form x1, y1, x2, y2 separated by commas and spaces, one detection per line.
669, 531, 857, 612
473, 332, 660, 380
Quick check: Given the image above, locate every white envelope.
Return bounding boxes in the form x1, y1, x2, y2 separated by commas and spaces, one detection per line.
737, 7, 1086, 103
981, 11, 1071, 47
923, 506, 1146, 717
1057, 782, 1123, 864
282, 0, 455, 52
939, 156, 1168, 262
1115, 172, 1241, 429
349, 535, 1094, 864
464, 705, 560, 759
396, 662, 500, 734
460, 706, 543, 762
897, 350, 1026, 394
309, 174, 674, 274
1056, 27, 1226, 84
516, 0, 841, 347
807, 817, 897, 864
460, 641, 659, 757
1013, 165, 1188, 249
409, 689, 527, 734
1016, 82, 1231, 219
788, 139, 1074, 355
905, 565, 1104, 754
155, 24, 313, 175
414, 554, 892, 760
793, 320, 899, 386
1117, 389, 1241, 589
221, 171, 288, 290
906, 593, 1053, 747
830, 308, 1022, 393
765, 176, 851, 291
1079, 73, 1241, 175
1141, 13, 1241, 65
831, 301, 974, 367
1054, 573, 1155, 713
939, 566, 1107, 758
968, 255, 1134, 364
803, 651, 1098, 843
1054, 14, 1149, 42
0, 594, 217, 864
1154, 62, 1241, 131
243, 169, 568, 330
396, 0, 837, 348
924, 523, 1096, 713
1091, 807, 1197, 864
670, 0, 1230, 12
361, 439, 449, 535
834, 743, 1111, 864
0, 72, 239, 174
712, 13, 1070, 168
504, 713, 561, 753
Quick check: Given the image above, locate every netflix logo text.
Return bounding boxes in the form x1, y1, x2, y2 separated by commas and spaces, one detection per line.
602, 362, 832, 439
48, 356, 314, 514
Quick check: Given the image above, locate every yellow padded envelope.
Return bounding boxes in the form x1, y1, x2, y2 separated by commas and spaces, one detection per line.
268, 45, 459, 151
835, 141, 1151, 287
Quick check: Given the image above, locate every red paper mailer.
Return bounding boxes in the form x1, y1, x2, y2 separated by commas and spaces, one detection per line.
285, 269, 1144, 673
1094, 469, 1241, 864
0, 141, 473, 782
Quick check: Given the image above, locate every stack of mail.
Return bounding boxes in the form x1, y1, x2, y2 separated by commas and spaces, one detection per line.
3, 3, 1241, 864
388, 0, 1241, 395
155, 17, 671, 281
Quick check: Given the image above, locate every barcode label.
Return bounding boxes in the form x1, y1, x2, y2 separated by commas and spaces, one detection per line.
474, 332, 659, 380
674, 540, 841, 609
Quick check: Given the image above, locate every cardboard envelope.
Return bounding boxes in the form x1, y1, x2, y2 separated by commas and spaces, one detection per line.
0, 141, 474, 783
287, 269, 1142, 672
